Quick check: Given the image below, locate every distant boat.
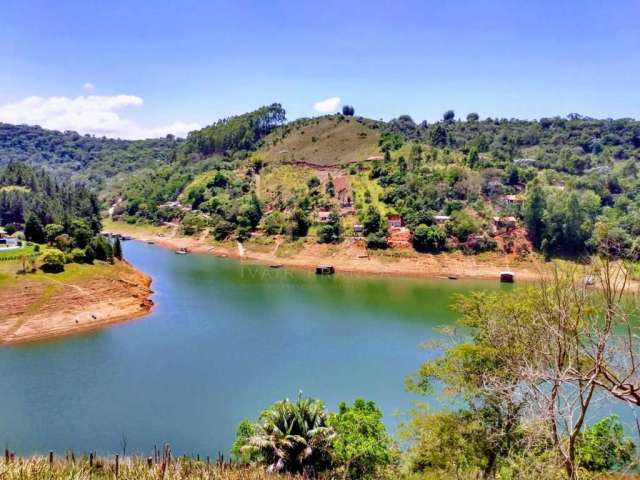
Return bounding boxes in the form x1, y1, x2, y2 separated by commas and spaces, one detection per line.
500, 271, 515, 283
175, 248, 189, 255
146, 240, 155, 245
315, 265, 335, 275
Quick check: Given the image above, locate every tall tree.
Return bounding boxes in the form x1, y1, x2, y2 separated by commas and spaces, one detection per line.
523, 182, 546, 249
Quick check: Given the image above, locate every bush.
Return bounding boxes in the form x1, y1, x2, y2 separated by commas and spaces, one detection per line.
366, 232, 388, 249
576, 415, 635, 472
211, 220, 235, 241
4, 223, 17, 235
413, 224, 447, 252
70, 248, 87, 263
263, 212, 286, 235
40, 248, 65, 273
90, 235, 113, 261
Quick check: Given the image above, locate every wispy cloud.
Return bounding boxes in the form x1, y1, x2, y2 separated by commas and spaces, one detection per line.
82, 82, 95, 93
313, 96, 341, 113
0, 94, 200, 139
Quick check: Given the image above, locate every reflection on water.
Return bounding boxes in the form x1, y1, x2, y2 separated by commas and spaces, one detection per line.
14, 241, 629, 456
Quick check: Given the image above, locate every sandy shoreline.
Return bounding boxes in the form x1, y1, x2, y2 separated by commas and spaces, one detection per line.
110, 224, 549, 283
0, 261, 154, 346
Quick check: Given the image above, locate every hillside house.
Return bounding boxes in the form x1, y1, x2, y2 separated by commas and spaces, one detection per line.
492, 216, 518, 234
387, 214, 403, 229
514, 158, 537, 166
317, 211, 332, 223
500, 194, 525, 205
433, 215, 451, 225
353, 224, 363, 234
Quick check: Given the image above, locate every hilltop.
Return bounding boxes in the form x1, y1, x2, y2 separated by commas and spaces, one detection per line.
258, 115, 382, 167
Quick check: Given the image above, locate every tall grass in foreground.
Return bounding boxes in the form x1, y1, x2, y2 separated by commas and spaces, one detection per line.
0, 455, 305, 480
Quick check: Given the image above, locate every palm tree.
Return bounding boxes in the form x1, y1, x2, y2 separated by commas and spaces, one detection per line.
243, 393, 335, 476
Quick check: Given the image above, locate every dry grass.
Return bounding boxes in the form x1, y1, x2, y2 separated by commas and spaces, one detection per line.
0, 455, 307, 480
259, 117, 380, 167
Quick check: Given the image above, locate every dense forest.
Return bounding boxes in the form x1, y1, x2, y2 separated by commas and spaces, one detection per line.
0, 123, 178, 189
0, 161, 114, 269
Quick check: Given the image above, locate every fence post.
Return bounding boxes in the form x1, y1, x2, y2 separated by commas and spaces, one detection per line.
4, 449, 8, 463
89, 452, 94, 468
115, 454, 119, 478
147, 456, 153, 468
49, 451, 54, 467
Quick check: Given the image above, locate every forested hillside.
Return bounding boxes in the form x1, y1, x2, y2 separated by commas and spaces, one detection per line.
4, 105, 640, 262
0, 123, 178, 189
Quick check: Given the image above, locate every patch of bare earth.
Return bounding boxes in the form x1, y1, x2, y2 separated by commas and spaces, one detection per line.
0, 262, 153, 345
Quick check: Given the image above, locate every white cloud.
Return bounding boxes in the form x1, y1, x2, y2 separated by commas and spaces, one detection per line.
83, 82, 95, 93
0, 94, 200, 139
313, 96, 341, 113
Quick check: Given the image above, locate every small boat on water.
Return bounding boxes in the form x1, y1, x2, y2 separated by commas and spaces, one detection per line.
175, 248, 190, 255
315, 265, 335, 275
146, 240, 155, 245
500, 271, 515, 283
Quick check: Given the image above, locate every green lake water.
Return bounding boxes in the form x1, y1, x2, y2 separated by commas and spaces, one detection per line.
0, 242, 632, 456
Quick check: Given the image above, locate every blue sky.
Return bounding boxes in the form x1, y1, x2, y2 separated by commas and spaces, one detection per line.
1, 0, 638, 138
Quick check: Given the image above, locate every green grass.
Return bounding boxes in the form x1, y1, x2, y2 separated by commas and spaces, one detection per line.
259, 116, 381, 167
256, 163, 311, 205
178, 171, 218, 204
350, 170, 388, 215
0, 244, 36, 258
102, 219, 165, 236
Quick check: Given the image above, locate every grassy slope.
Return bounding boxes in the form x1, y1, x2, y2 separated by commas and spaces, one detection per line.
258, 116, 382, 167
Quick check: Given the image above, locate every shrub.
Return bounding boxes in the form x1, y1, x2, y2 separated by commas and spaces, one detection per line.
4, 223, 17, 235
40, 248, 65, 273
211, 220, 235, 241
576, 415, 635, 472
366, 232, 388, 249
70, 248, 86, 263
413, 224, 447, 252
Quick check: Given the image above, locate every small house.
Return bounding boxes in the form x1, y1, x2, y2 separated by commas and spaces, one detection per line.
353, 224, 364, 234
317, 211, 332, 223
433, 215, 451, 225
387, 214, 403, 229
500, 194, 525, 205
514, 158, 537, 166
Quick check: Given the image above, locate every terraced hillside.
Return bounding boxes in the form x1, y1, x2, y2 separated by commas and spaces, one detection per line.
258, 116, 383, 166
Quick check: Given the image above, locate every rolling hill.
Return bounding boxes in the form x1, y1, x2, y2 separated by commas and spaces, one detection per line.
258, 115, 383, 167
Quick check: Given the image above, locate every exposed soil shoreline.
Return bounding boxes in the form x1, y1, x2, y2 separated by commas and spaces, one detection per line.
108, 223, 550, 283
0, 260, 153, 346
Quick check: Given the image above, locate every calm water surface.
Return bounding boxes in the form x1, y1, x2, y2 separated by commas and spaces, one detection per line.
0, 242, 537, 455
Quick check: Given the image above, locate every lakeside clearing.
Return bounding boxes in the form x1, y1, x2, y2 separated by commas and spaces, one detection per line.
103, 219, 557, 283
0, 259, 153, 345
